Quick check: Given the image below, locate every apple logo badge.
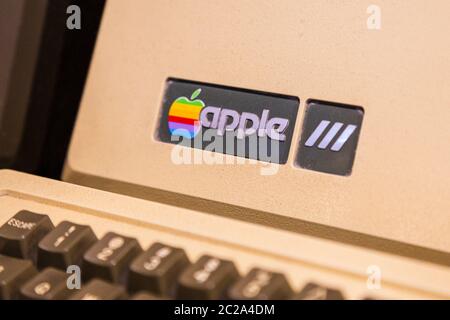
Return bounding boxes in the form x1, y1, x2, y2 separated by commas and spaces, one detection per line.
168, 88, 204, 139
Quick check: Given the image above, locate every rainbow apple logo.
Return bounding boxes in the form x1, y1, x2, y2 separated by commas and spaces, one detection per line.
168, 88, 204, 139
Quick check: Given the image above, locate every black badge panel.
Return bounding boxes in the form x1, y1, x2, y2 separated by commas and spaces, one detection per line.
157, 79, 299, 164
296, 101, 364, 176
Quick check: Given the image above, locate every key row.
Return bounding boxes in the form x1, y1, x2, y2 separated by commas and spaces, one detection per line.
0, 210, 345, 300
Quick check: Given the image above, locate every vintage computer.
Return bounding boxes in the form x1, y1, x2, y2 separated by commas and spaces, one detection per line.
0, 0, 449, 299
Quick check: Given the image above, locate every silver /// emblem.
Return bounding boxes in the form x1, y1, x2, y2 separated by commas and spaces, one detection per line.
304, 120, 357, 152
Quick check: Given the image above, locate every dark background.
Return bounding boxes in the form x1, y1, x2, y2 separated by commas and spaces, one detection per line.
1, 0, 105, 178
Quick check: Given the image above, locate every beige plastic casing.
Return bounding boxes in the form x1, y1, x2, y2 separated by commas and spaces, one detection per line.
1, 170, 450, 299
64, 1, 450, 258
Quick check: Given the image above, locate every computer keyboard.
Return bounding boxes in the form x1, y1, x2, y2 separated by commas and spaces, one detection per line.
0, 211, 340, 300
1, 170, 449, 300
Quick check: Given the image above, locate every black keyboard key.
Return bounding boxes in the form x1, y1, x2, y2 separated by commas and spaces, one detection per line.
227, 268, 293, 300
82, 232, 142, 283
20, 267, 71, 300
129, 242, 190, 296
130, 291, 164, 300
37, 221, 97, 270
70, 279, 127, 300
176, 255, 239, 299
0, 211, 54, 262
0, 255, 38, 299
293, 282, 345, 300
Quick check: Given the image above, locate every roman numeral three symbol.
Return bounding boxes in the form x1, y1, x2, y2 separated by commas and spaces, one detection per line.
305, 120, 357, 151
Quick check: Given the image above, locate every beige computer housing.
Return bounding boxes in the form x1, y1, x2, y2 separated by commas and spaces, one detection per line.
64, 1, 450, 263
